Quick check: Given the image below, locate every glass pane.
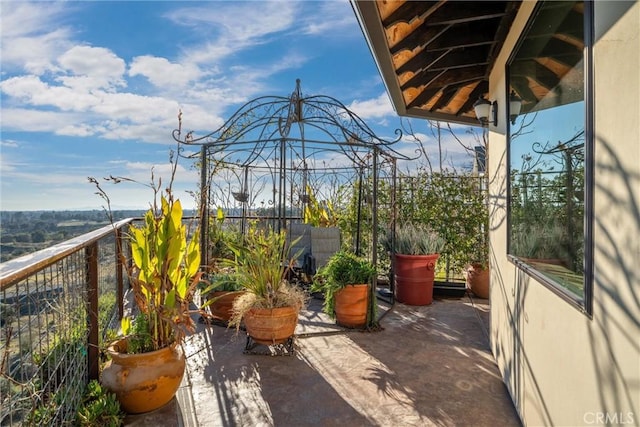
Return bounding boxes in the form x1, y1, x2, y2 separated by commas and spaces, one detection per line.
508, 1, 586, 298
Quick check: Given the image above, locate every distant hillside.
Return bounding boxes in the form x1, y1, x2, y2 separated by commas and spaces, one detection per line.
0, 210, 150, 263
0, 208, 276, 263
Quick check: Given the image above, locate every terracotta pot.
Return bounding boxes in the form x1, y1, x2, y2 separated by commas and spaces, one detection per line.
207, 291, 244, 322
101, 338, 185, 414
466, 263, 490, 299
243, 306, 299, 345
334, 284, 369, 329
394, 253, 439, 306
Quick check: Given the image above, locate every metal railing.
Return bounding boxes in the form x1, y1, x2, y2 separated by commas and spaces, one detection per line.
0, 219, 132, 426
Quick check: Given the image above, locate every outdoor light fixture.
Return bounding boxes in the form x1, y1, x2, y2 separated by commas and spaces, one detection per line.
473, 96, 497, 127
509, 90, 522, 125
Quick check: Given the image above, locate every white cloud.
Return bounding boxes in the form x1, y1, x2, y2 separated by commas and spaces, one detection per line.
57, 45, 127, 90
0, 108, 85, 133
129, 56, 203, 89
348, 93, 395, 120
299, 1, 357, 36
168, 1, 298, 55
1, 139, 20, 148
0, 1, 352, 152
3, 1, 471, 211
177, 102, 226, 136
223, 2, 297, 41
1, 75, 101, 111
0, 74, 223, 143
98, 121, 175, 144
57, 124, 96, 137
90, 92, 176, 120
0, 2, 74, 74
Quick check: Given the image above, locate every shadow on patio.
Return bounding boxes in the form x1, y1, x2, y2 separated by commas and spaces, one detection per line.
125, 293, 521, 427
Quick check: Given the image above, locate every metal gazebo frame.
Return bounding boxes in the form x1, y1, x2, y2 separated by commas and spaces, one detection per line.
173, 79, 414, 276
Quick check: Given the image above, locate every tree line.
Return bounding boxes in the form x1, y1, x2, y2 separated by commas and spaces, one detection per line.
0, 210, 144, 263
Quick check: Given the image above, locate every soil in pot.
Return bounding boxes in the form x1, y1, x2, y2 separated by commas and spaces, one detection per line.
101, 339, 185, 414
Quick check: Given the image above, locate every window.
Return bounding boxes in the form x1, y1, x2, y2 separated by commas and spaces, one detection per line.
507, 1, 592, 312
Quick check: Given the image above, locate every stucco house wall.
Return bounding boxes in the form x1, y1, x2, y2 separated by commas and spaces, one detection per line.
487, 2, 639, 426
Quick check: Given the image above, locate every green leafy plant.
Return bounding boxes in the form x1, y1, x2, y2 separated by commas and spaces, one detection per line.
382, 223, 445, 255
125, 195, 202, 350
207, 207, 242, 265
221, 224, 307, 330
25, 391, 61, 425
197, 270, 242, 294
468, 205, 490, 269
89, 155, 203, 353
397, 173, 488, 273
120, 314, 153, 354
303, 184, 339, 227
206, 272, 243, 292
76, 380, 124, 427
197, 270, 244, 310
311, 251, 376, 319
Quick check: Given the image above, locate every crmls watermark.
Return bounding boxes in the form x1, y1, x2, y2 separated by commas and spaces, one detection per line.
583, 412, 635, 425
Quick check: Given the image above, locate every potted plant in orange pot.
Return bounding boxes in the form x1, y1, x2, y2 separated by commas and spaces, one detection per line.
89, 166, 203, 414
224, 224, 307, 349
199, 271, 244, 323
101, 193, 201, 414
312, 251, 377, 329
465, 250, 490, 299
383, 223, 445, 306
465, 217, 490, 299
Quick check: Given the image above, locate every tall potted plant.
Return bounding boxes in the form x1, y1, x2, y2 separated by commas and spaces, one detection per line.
312, 251, 377, 329
383, 223, 445, 306
89, 168, 203, 414
225, 225, 307, 347
465, 215, 490, 299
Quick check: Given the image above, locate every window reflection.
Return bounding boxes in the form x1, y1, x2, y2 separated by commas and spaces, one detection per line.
508, 1, 586, 298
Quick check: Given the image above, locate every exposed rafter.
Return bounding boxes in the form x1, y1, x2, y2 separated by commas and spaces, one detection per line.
353, 1, 585, 125
353, 1, 521, 125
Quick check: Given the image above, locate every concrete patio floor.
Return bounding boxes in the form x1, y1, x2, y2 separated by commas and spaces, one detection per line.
124, 292, 522, 427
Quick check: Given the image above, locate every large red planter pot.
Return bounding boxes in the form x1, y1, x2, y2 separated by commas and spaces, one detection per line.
394, 253, 439, 306
243, 306, 299, 346
334, 284, 369, 329
101, 339, 185, 414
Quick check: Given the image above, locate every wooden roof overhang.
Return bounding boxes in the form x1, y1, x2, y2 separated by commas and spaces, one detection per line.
352, 1, 522, 126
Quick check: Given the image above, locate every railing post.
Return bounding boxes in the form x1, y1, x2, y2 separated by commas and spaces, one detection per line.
115, 227, 125, 320
200, 145, 209, 267
86, 242, 99, 381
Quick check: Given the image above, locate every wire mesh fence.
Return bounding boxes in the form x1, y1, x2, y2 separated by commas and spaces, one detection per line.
0, 222, 131, 426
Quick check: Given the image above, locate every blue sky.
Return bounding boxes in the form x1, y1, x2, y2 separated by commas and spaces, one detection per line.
0, 1, 480, 211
